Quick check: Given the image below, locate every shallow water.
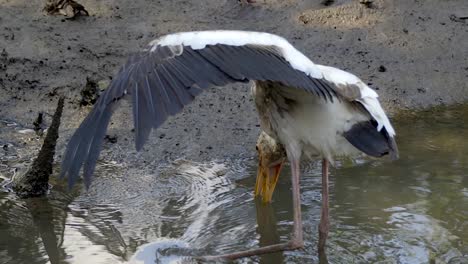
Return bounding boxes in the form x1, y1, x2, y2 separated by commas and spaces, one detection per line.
1, 104, 468, 264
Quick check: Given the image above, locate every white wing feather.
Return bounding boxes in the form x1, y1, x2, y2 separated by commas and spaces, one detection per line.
316, 65, 395, 136
150, 30, 323, 79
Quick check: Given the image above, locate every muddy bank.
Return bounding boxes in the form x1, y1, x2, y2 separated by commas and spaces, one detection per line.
0, 0, 467, 184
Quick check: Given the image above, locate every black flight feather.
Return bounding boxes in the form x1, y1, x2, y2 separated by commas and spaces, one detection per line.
60, 41, 348, 188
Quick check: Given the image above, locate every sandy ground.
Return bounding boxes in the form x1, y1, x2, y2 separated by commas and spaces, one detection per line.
0, 0, 467, 179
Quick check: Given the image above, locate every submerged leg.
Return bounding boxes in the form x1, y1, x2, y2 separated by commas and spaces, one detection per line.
318, 159, 330, 253
201, 158, 303, 261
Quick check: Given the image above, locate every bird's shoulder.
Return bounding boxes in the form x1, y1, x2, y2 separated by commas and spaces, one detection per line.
315, 65, 378, 101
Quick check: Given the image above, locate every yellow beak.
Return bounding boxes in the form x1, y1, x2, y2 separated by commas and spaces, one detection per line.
254, 159, 284, 203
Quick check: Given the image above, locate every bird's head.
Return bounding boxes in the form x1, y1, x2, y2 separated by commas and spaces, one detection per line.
256, 131, 286, 169
255, 131, 287, 201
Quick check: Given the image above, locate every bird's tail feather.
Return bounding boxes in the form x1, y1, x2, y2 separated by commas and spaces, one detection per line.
343, 120, 399, 159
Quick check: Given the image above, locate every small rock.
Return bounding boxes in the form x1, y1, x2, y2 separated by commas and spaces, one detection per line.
0, 49, 7, 60
378, 65, 387, 72
321, 0, 334, 6
80, 77, 99, 106
44, 0, 89, 19
238, 0, 256, 3
33, 113, 44, 133
449, 14, 468, 23
17, 129, 36, 134
97, 79, 110, 90
359, 0, 373, 8
104, 135, 118, 144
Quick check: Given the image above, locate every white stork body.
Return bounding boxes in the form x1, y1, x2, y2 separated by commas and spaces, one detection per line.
60, 30, 398, 260
253, 81, 367, 162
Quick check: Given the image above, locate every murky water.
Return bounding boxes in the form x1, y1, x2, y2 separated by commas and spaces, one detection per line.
1, 104, 468, 264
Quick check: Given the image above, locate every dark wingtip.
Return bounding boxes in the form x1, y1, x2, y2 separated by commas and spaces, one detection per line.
135, 140, 144, 152
83, 176, 92, 190
388, 136, 399, 160
134, 127, 153, 152
344, 121, 398, 159
60, 99, 116, 190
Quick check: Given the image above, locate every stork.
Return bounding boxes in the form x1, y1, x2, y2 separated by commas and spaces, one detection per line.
60, 30, 398, 260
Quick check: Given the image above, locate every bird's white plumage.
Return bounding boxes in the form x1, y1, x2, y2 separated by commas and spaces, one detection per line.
253, 82, 365, 162
316, 65, 395, 136
150, 30, 323, 79
150, 30, 395, 136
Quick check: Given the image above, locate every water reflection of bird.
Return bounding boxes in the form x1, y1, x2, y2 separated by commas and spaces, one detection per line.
60, 30, 398, 260
254, 198, 284, 263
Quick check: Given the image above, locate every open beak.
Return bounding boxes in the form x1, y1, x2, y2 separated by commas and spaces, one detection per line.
254, 158, 284, 203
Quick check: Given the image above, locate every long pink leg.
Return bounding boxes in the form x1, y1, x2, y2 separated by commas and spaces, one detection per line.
200, 158, 304, 261
318, 159, 330, 253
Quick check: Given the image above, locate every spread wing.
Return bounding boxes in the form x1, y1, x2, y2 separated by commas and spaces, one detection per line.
60, 30, 394, 188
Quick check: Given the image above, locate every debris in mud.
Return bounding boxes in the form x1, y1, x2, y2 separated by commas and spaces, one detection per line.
238, 0, 256, 4
104, 135, 118, 144
0, 49, 7, 71
449, 14, 468, 23
79, 77, 99, 106
0, 49, 7, 60
44, 0, 89, 19
33, 113, 44, 135
359, 0, 374, 8
11, 97, 64, 198
321, 0, 334, 7
47, 87, 59, 98
378, 65, 387, 72
417, 88, 427, 94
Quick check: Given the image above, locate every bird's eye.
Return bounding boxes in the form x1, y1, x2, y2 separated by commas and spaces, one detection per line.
255, 145, 259, 151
